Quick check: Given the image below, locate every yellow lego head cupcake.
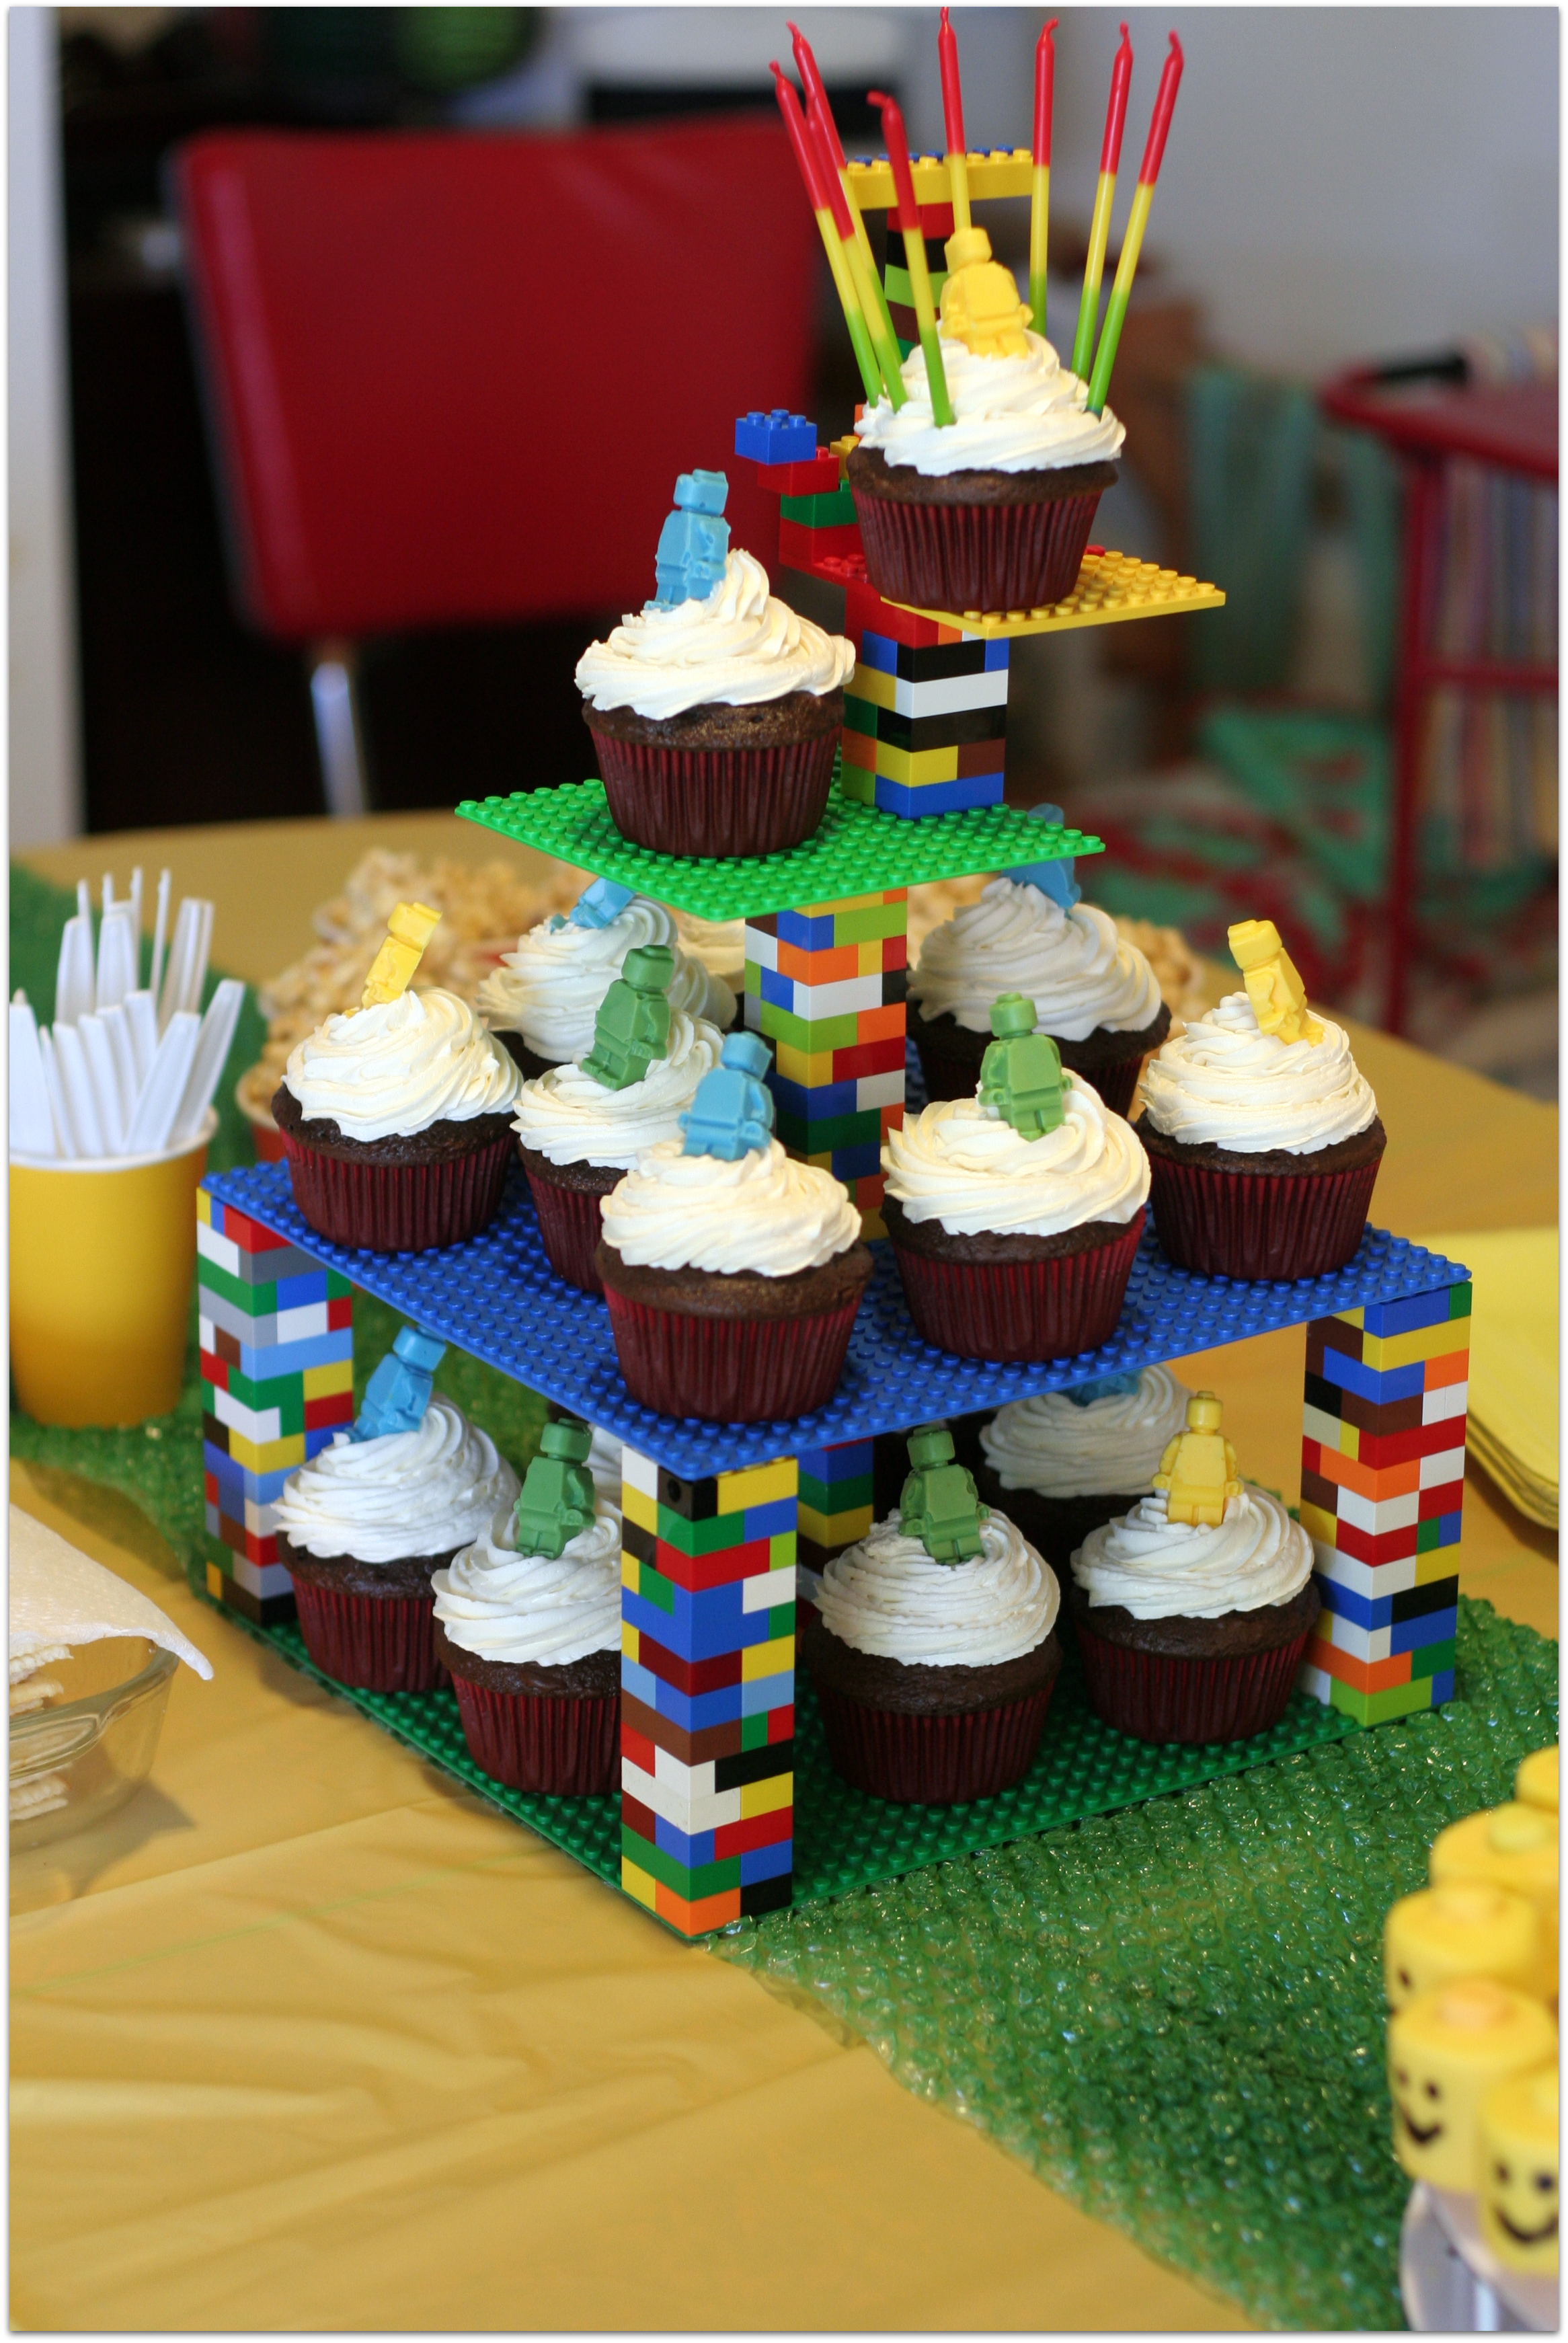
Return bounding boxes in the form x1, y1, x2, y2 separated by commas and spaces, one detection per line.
1429, 1802, 1559, 1964
1481, 2064, 1559, 2275
1388, 1977, 1557, 2191
1516, 1744, 1559, 1814
1384, 1881, 1551, 2009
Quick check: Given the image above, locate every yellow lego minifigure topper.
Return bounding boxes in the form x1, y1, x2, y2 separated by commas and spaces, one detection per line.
1516, 1744, 1558, 1814
360, 900, 439, 1010
938, 225, 1033, 358
1151, 1390, 1241, 1528
1481, 2064, 1559, 2276
1384, 1881, 1551, 2011
1429, 1803, 1559, 1966
1388, 1976, 1557, 2192
1227, 917, 1324, 1047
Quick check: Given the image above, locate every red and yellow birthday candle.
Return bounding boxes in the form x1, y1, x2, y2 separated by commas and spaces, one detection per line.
772, 63, 883, 407
871, 89, 955, 428
938, 8, 972, 235
1086, 32, 1184, 413
1070, 22, 1133, 381
1029, 17, 1058, 340
789, 20, 905, 404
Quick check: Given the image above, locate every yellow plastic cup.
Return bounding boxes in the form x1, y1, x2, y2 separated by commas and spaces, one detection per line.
9, 1112, 217, 1428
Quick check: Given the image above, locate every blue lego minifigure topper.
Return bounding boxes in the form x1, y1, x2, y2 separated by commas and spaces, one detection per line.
1064, 1370, 1142, 1407
648, 470, 731, 611
1004, 802, 1081, 911
562, 876, 637, 932
680, 1030, 775, 1159
350, 1323, 446, 1442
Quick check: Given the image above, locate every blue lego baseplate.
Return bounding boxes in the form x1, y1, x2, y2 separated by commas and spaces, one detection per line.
204, 1163, 1470, 1481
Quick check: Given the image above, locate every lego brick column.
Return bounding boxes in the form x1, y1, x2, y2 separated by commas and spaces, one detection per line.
619, 1449, 797, 1936
841, 578, 1009, 818
795, 1436, 875, 1631
744, 890, 908, 1235
196, 1186, 354, 1627
1297, 1280, 1472, 1724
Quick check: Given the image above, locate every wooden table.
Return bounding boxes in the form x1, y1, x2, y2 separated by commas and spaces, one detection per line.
11, 816, 1557, 2332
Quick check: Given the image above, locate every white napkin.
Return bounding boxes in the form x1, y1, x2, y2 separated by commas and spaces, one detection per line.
9, 1506, 214, 1680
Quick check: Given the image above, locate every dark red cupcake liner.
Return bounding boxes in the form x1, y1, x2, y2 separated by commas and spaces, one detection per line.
523, 1161, 610, 1293
448, 1672, 619, 1794
890, 1208, 1144, 1364
813, 1678, 1056, 1803
587, 723, 837, 859
912, 1036, 1145, 1119
602, 1286, 863, 1422
1073, 1616, 1317, 1745
288, 1576, 449, 1693
280, 1127, 513, 1254
849, 486, 1104, 615
1146, 1148, 1384, 1281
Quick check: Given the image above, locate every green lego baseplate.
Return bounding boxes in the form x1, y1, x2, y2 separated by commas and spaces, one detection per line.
188, 1584, 1360, 1920
456, 776, 1101, 923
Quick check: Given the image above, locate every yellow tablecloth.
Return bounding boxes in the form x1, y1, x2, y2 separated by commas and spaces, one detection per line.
11, 817, 1559, 2332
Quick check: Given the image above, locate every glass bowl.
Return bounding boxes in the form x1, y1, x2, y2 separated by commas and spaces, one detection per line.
9, 1636, 178, 1850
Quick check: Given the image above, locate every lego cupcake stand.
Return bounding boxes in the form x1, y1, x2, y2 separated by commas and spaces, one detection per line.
195, 375, 1473, 1944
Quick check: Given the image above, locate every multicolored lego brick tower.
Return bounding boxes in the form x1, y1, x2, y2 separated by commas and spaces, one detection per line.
196, 1186, 354, 1625
1297, 1281, 1472, 1724
619, 1447, 797, 1936
840, 581, 1009, 816
743, 891, 907, 1235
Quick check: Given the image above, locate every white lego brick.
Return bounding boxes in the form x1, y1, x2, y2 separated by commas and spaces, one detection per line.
620, 1447, 660, 1498
210, 1384, 282, 1444
742, 1565, 797, 1614
855, 1070, 906, 1112
890, 668, 1010, 719
228, 1552, 295, 1600
621, 1757, 742, 1835
1319, 1608, 1390, 1663
1422, 1382, 1468, 1426
1333, 1482, 1420, 1537
274, 1301, 334, 1344
1418, 1446, 1467, 1490
778, 970, 890, 1021
1310, 1545, 1421, 1599
1298, 1661, 1334, 1707
743, 926, 779, 974
1303, 1401, 1349, 1450
196, 1221, 243, 1278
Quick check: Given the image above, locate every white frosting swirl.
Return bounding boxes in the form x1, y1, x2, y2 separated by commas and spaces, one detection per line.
855, 330, 1125, 477
817, 1510, 1059, 1667
980, 1367, 1192, 1500
512, 1011, 724, 1170
282, 986, 520, 1143
1072, 1488, 1313, 1619
272, 1399, 519, 1566
910, 879, 1162, 1038
586, 1425, 623, 1506
1142, 993, 1378, 1155
601, 1137, 860, 1276
576, 549, 855, 722
432, 1501, 621, 1666
477, 898, 734, 1060
884, 1082, 1150, 1238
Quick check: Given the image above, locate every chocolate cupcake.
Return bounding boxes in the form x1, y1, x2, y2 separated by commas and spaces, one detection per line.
275, 984, 520, 1254
974, 1365, 1192, 1571
271, 1393, 518, 1693
1139, 926, 1384, 1280
1069, 1395, 1319, 1744
576, 471, 853, 859
806, 1427, 1062, 1803
479, 884, 735, 1081
908, 874, 1169, 1117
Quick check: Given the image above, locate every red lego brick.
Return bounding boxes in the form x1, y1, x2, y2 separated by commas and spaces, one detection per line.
199, 1350, 227, 1391
223, 1205, 292, 1256
773, 449, 842, 497
651, 1536, 776, 1594
845, 578, 964, 649
620, 1720, 657, 1776
779, 516, 862, 571
622, 1794, 658, 1846
832, 1034, 908, 1083
1418, 1478, 1466, 1521
767, 1703, 795, 1743
713, 1806, 794, 1859
327, 1295, 354, 1330
632, 1632, 742, 1697
304, 1392, 355, 1431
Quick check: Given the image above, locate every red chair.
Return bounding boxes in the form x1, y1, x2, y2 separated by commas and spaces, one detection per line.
172, 118, 816, 811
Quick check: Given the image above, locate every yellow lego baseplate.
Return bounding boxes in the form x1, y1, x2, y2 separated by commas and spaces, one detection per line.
888, 549, 1226, 639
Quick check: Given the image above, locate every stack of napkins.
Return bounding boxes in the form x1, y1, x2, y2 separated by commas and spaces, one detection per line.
1416, 1229, 1558, 1531
9, 1506, 213, 1683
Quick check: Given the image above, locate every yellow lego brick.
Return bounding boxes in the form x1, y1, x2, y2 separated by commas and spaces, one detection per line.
205, 1560, 225, 1598
621, 1549, 640, 1593
847, 147, 1033, 208
869, 739, 959, 787
222, 1427, 306, 1474
1335, 1421, 1362, 1460
859, 1206, 888, 1240
798, 1502, 873, 1548
741, 1634, 795, 1683
740, 1771, 794, 1819
1299, 1500, 1339, 1549
197, 1188, 213, 1227
1362, 1319, 1473, 1373
888, 549, 1226, 636
1335, 1307, 1366, 1331
849, 663, 898, 712
301, 1358, 354, 1399
621, 1621, 641, 1664
620, 1857, 658, 1911
621, 1482, 658, 1535
799, 891, 884, 916
772, 1042, 838, 1087
718, 1458, 797, 1511
1416, 1548, 1461, 1585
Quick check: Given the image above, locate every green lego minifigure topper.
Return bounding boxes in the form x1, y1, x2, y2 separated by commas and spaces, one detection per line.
978, 991, 1069, 1139
899, 1422, 989, 1564
512, 1416, 596, 1559
580, 943, 674, 1090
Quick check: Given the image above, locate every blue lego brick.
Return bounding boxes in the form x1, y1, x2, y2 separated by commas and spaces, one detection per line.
274, 1269, 335, 1311
1317, 1573, 1460, 1633
797, 1438, 875, 1483
1425, 1669, 1456, 1707
775, 906, 840, 952
744, 1498, 797, 1542
740, 1839, 794, 1886
204, 1163, 1473, 1482
1360, 1283, 1473, 1338
734, 408, 818, 465
856, 631, 898, 676
622, 1582, 786, 1662
1390, 1605, 1459, 1656
758, 963, 796, 1012
771, 1073, 860, 1123
874, 773, 1006, 819
740, 1668, 795, 1714
984, 638, 1011, 670
830, 1141, 884, 1181
202, 1443, 299, 1504
1314, 1346, 1427, 1408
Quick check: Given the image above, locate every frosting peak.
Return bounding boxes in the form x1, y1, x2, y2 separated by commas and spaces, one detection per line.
432, 1500, 622, 1666
1141, 993, 1377, 1155
600, 1137, 861, 1276
1071, 1487, 1313, 1619
575, 549, 855, 722
980, 1367, 1192, 1500
910, 878, 1162, 1038
477, 896, 734, 1060
884, 1081, 1149, 1239
817, 1510, 1059, 1667
271, 1397, 519, 1565
282, 986, 520, 1142
511, 1010, 724, 1170
855, 330, 1125, 477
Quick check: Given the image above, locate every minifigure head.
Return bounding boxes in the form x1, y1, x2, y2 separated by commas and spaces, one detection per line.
673, 469, 728, 516
1185, 1391, 1224, 1434
1388, 1976, 1557, 2192
988, 992, 1037, 1039
1227, 917, 1282, 972
621, 944, 674, 995
943, 225, 993, 272
567, 878, 637, 931
907, 1422, 955, 1472
538, 1417, 591, 1465
1383, 1881, 1549, 2010
719, 1030, 772, 1081
393, 1325, 445, 1373
1517, 1744, 1559, 1812
1481, 2065, 1559, 2275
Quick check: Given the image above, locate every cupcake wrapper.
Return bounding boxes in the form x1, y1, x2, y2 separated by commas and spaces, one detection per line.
602, 1286, 863, 1422
280, 1128, 513, 1254
850, 487, 1104, 615
1146, 1149, 1384, 1281
890, 1209, 1144, 1364
288, 1576, 448, 1693
1072, 1617, 1317, 1746
449, 1674, 619, 1795
813, 1679, 1057, 1804
524, 1163, 608, 1294
912, 1036, 1143, 1119
588, 724, 838, 859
